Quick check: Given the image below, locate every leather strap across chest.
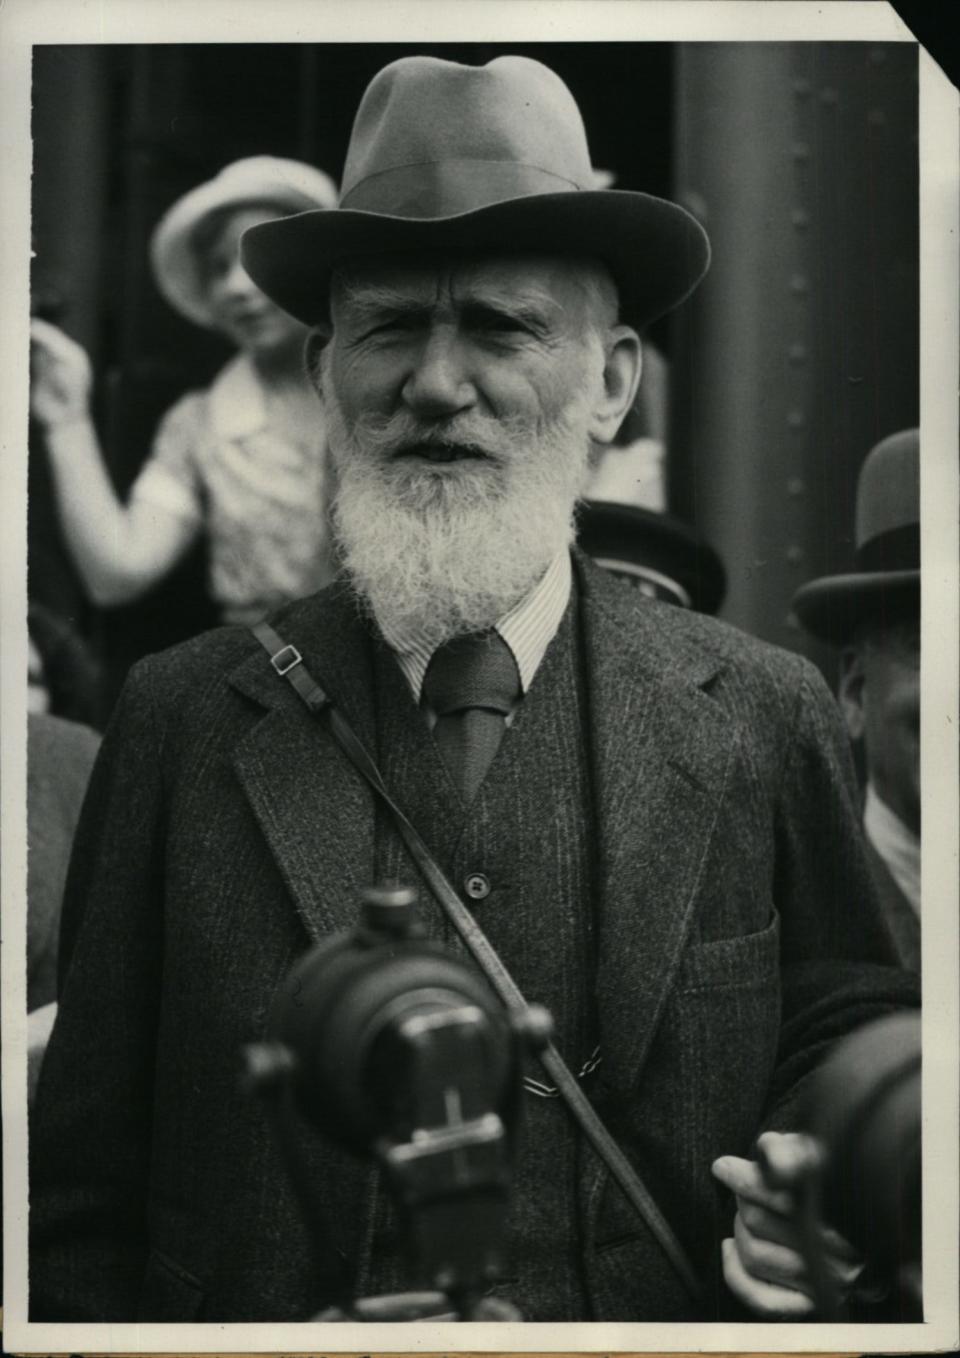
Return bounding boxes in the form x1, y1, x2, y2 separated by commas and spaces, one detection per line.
251, 619, 701, 1304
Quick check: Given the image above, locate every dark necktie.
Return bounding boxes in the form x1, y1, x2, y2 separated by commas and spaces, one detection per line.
422, 631, 522, 805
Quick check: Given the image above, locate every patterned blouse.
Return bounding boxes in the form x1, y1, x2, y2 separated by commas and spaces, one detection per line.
131, 354, 335, 624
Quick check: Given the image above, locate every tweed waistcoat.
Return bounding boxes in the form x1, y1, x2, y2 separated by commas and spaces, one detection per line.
365, 592, 598, 1320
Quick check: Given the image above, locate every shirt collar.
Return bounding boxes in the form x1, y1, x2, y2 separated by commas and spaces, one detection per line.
206, 353, 269, 440
863, 781, 921, 915
386, 549, 572, 703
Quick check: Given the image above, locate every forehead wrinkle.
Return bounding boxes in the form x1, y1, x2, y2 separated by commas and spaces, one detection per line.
447, 259, 578, 324
334, 258, 591, 327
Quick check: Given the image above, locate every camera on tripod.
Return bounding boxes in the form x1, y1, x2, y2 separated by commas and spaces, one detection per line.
244, 882, 553, 1321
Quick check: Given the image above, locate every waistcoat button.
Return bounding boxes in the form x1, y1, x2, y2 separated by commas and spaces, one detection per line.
464, 872, 491, 901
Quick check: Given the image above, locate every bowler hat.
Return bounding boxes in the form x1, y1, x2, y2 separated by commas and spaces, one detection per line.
577, 501, 727, 614
242, 56, 710, 328
151, 156, 338, 328
792, 428, 919, 644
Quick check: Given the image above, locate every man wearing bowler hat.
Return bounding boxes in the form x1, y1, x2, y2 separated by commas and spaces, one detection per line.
577, 499, 728, 614
31, 56, 916, 1323
793, 430, 921, 973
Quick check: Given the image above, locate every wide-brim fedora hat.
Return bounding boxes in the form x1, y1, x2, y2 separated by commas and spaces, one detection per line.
241, 55, 711, 329
577, 500, 727, 615
151, 156, 338, 328
792, 428, 920, 644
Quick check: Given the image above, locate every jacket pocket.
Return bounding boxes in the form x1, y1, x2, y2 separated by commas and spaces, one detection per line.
674, 908, 780, 993
138, 1247, 204, 1321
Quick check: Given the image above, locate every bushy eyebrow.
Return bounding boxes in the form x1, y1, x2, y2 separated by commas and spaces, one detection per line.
462, 285, 565, 320
334, 282, 431, 323
334, 278, 567, 332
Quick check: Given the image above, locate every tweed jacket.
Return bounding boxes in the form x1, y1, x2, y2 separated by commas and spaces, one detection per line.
30, 554, 917, 1322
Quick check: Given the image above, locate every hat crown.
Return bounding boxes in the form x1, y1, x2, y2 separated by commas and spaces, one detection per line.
207, 155, 338, 210
341, 56, 594, 215
791, 427, 919, 642
856, 427, 919, 550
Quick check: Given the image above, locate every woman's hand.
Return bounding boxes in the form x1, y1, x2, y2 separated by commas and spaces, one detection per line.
30, 318, 93, 428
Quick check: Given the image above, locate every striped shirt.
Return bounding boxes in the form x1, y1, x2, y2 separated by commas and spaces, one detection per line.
382, 550, 572, 717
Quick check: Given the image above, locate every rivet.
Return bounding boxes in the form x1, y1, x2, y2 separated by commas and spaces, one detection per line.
785, 612, 802, 631
789, 274, 809, 296
820, 87, 839, 105
868, 108, 886, 128
787, 477, 806, 497
788, 342, 807, 364
791, 142, 811, 163
680, 189, 709, 224
869, 47, 887, 65
786, 545, 805, 565
786, 410, 805, 430
792, 78, 812, 97
791, 207, 810, 230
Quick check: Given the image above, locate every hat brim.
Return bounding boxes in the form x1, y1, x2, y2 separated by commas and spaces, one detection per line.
241, 190, 710, 330
577, 499, 727, 614
792, 570, 919, 643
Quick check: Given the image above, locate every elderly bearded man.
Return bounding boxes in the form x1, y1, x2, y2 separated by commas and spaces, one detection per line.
30, 56, 917, 1324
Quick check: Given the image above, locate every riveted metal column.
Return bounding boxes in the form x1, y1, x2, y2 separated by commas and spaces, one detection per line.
670, 43, 918, 666
31, 47, 110, 356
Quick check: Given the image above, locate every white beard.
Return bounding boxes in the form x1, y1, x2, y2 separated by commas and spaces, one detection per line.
324, 385, 595, 651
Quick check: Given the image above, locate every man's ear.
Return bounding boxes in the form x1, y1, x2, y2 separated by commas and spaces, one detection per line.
304, 328, 331, 396
588, 326, 642, 446
838, 647, 867, 742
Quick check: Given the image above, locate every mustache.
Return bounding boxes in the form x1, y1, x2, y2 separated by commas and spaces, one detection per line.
337, 408, 537, 463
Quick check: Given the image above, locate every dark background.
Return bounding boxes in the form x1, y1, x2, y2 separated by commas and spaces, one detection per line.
29, 42, 919, 717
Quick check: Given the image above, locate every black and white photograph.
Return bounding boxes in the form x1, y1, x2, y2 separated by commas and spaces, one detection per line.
1, 1, 957, 1352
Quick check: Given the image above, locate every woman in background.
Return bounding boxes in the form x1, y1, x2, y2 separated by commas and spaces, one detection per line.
30, 156, 338, 626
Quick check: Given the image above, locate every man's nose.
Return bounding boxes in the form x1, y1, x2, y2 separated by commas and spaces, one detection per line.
401, 329, 477, 418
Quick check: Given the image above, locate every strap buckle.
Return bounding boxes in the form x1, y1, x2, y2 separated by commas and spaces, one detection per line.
270, 644, 303, 677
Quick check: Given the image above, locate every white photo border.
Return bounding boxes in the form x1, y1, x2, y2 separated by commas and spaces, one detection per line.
2, 1, 956, 1352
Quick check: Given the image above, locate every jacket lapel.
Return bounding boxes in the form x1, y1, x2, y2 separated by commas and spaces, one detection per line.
226, 584, 380, 944
577, 557, 738, 1093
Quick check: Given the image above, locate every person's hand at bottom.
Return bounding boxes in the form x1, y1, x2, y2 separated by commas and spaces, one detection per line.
712, 1131, 865, 1318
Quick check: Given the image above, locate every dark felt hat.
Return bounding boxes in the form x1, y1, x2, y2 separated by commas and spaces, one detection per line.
792, 428, 920, 644
241, 55, 710, 328
577, 500, 727, 615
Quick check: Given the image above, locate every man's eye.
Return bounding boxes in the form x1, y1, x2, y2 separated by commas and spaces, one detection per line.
474, 314, 530, 337
362, 315, 421, 339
